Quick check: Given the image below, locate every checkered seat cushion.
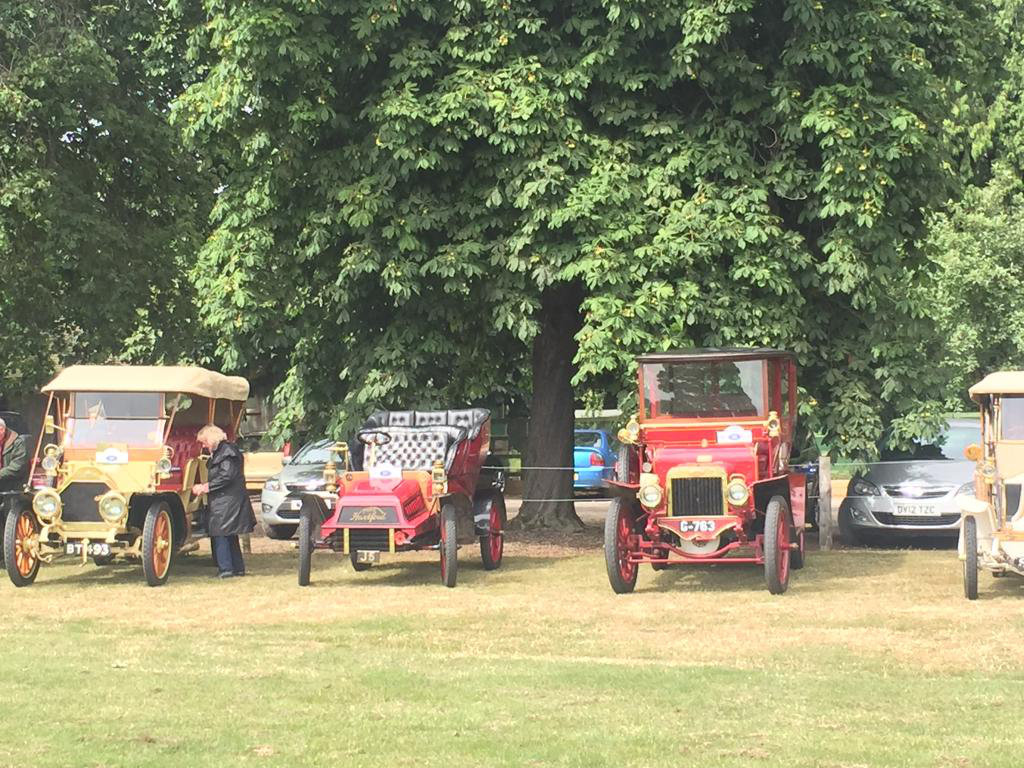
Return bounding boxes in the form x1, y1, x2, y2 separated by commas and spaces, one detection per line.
360, 408, 490, 470
367, 427, 457, 471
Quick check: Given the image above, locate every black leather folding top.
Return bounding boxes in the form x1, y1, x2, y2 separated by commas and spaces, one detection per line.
360, 409, 490, 471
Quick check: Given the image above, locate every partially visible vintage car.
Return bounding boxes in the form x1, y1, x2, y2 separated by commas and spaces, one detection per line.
2, 365, 249, 587
606, 348, 806, 595
294, 409, 505, 588
958, 372, 1024, 599
239, 431, 284, 493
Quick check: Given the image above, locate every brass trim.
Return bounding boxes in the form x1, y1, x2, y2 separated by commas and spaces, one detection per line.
388, 528, 396, 554
343, 528, 350, 555
664, 466, 728, 516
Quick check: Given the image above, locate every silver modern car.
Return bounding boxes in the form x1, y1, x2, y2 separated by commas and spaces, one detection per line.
838, 418, 980, 544
259, 439, 334, 539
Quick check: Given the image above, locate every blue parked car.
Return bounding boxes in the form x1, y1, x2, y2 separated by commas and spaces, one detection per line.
574, 429, 616, 493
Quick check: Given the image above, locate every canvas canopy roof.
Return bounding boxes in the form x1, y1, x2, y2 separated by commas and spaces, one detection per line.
42, 365, 250, 401
969, 371, 1024, 400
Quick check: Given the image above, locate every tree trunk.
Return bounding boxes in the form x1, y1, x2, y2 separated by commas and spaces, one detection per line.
513, 282, 584, 531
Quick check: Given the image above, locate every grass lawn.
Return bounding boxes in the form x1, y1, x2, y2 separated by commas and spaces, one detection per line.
1, 527, 1022, 768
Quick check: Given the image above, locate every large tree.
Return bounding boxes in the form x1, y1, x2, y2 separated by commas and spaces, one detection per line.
169, 0, 996, 527
0, 0, 212, 399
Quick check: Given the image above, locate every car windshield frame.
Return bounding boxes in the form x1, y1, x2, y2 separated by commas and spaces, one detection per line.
639, 359, 768, 421
65, 392, 166, 448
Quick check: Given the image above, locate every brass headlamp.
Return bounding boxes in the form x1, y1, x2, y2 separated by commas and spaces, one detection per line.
98, 491, 129, 524
323, 442, 350, 493
617, 417, 641, 445
32, 488, 61, 523
156, 445, 173, 477
765, 411, 781, 438
40, 444, 61, 476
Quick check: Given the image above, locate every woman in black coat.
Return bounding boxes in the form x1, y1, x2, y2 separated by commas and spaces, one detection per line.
192, 424, 255, 578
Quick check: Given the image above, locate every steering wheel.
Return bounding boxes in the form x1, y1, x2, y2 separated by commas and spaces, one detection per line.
358, 430, 393, 447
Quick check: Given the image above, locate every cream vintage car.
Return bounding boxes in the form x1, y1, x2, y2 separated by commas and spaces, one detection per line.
958, 371, 1024, 599
3, 365, 249, 587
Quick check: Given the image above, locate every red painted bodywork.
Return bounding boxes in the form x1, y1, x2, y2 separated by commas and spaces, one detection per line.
316, 420, 490, 552
611, 352, 805, 567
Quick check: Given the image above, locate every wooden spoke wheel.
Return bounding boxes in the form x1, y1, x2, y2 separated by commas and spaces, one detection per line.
604, 498, 638, 594
439, 505, 458, 588
4, 506, 40, 588
764, 496, 791, 595
479, 493, 506, 571
963, 515, 979, 601
142, 502, 174, 587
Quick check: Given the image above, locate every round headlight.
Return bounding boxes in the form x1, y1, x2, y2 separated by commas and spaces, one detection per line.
155, 457, 172, 474
41, 455, 59, 472
98, 492, 128, 523
727, 479, 750, 506
638, 483, 663, 508
32, 489, 61, 522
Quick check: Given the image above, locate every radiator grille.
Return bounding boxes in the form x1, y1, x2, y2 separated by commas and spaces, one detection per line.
348, 529, 390, 552
670, 477, 723, 517
883, 485, 953, 499
59, 483, 108, 523
874, 513, 959, 527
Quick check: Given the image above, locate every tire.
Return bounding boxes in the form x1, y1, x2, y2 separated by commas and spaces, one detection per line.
142, 502, 174, 587
479, 493, 506, 570
265, 523, 298, 540
764, 496, 791, 595
350, 551, 372, 572
838, 509, 863, 547
440, 504, 458, 588
616, 445, 632, 484
604, 498, 638, 594
963, 515, 979, 601
790, 527, 806, 570
4, 505, 40, 587
298, 505, 315, 586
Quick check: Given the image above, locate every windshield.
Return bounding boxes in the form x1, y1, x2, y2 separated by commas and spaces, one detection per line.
641, 360, 766, 419
881, 420, 980, 461
574, 431, 603, 449
291, 439, 334, 464
67, 392, 164, 447
937, 423, 980, 459
1001, 397, 1024, 440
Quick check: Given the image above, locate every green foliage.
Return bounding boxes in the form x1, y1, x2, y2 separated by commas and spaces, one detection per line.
168, 0, 996, 457
0, 0, 212, 394
926, 167, 1024, 408
923, 0, 1024, 416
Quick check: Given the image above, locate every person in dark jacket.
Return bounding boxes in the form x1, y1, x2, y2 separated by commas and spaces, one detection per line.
0, 416, 31, 567
192, 424, 254, 578
0, 417, 30, 492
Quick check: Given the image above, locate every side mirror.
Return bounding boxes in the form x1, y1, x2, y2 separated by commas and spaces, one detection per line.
964, 443, 983, 462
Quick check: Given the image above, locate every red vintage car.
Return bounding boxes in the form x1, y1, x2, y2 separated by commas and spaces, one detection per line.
606, 348, 806, 595
295, 409, 505, 588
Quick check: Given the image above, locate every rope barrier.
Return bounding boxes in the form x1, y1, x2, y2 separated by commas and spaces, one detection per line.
484, 460, 950, 472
